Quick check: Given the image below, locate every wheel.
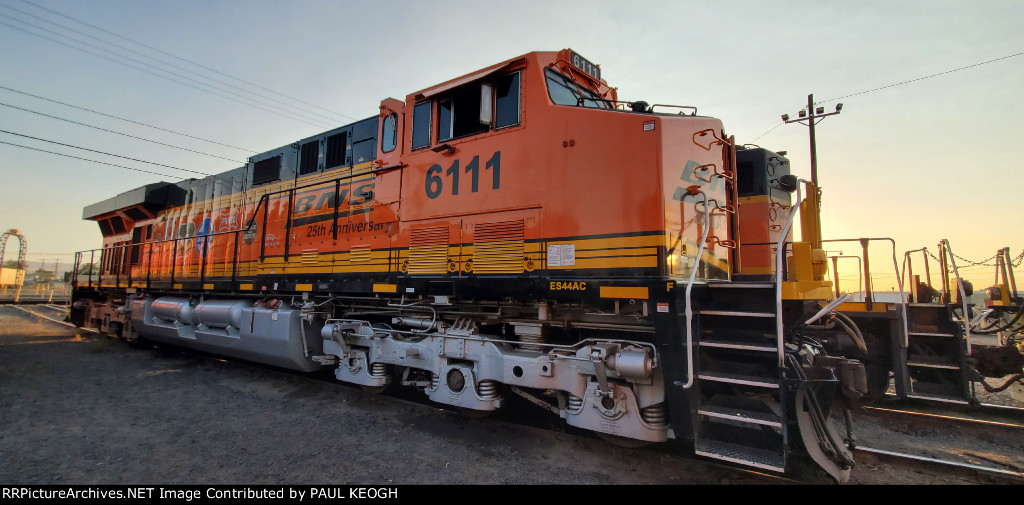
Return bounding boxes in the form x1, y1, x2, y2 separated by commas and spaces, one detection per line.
359, 384, 389, 394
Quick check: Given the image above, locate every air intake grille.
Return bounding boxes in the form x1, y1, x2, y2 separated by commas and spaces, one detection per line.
299, 140, 319, 175
253, 155, 281, 185
408, 226, 449, 274
301, 249, 319, 264
473, 220, 524, 274
350, 245, 371, 263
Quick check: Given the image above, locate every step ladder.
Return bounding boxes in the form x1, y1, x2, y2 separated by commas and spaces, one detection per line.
693, 282, 787, 473
895, 303, 971, 403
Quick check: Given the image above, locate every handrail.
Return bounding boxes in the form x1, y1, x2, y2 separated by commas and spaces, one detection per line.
821, 237, 908, 348
775, 182, 805, 368
941, 239, 972, 355
680, 186, 711, 389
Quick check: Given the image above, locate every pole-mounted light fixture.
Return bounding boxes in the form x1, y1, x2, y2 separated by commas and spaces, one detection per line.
779, 94, 844, 187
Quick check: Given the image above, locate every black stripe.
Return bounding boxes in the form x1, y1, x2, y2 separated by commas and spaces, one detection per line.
287, 206, 374, 228
524, 229, 664, 243
568, 253, 658, 260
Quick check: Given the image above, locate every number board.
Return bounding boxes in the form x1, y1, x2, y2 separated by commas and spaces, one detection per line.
569, 51, 601, 81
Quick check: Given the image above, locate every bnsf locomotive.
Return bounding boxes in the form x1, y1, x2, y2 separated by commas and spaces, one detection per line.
71, 49, 916, 482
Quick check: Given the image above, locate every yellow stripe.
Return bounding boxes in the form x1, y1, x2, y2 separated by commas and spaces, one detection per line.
575, 247, 659, 258
599, 286, 649, 300
835, 302, 888, 313
373, 283, 397, 293
549, 235, 663, 249
239, 283, 254, 290
548, 256, 659, 269
173, 283, 182, 289
295, 283, 313, 291
781, 281, 833, 300
203, 283, 214, 290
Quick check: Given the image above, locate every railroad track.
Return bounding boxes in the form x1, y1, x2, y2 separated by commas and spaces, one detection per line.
852, 401, 1024, 483
853, 446, 1024, 484
6, 305, 1021, 484
6, 303, 95, 333
862, 404, 1024, 430
879, 392, 1024, 417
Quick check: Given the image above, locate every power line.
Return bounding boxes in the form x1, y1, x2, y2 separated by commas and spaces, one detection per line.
754, 51, 1024, 143
0, 18, 336, 129
0, 15, 337, 129
818, 51, 1024, 104
751, 121, 784, 143
1, 3, 349, 125
0, 139, 181, 179
0, 84, 256, 152
19, 0, 359, 122
0, 129, 212, 176
0, 101, 244, 164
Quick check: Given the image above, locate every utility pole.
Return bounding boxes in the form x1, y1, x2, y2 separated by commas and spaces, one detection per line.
807, 95, 819, 186
780, 93, 843, 187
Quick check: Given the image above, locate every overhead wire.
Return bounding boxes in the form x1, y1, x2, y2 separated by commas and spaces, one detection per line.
1, 3, 349, 125
0, 17, 336, 129
0, 101, 245, 163
0, 129, 212, 176
18, 0, 358, 122
0, 85, 256, 153
751, 121, 784, 143
756, 51, 1024, 143
0, 139, 182, 179
817, 51, 1024, 104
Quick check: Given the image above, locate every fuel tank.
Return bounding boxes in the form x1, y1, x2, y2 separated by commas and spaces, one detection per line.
131, 296, 322, 372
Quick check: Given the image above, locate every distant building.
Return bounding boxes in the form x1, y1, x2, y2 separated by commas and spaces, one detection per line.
0, 268, 25, 287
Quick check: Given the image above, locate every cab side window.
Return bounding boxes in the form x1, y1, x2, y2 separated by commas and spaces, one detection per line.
494, 72, 520, 129
382, 113, 397, 153
412, 102, 431, 150
412, 71, 522, 150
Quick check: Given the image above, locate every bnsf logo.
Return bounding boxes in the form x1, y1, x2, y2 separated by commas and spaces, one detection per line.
293, 183, 374, 215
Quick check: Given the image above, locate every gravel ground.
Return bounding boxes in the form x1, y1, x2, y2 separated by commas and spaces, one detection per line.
1, 305, 1021, 485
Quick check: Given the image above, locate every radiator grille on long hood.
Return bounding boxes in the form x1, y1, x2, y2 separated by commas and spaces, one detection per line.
472, 220, 524, 274
409, 226, 450, 274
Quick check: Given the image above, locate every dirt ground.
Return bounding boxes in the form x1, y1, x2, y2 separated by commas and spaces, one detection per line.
1, 305, 1021, 486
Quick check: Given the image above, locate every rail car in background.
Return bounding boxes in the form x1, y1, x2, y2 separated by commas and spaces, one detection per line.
69, 49, 1023, 483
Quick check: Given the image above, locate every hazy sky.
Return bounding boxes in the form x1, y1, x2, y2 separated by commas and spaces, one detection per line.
0, 0, 1020, 292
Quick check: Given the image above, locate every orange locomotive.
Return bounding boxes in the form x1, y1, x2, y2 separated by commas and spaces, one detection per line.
72, 49, 863, 481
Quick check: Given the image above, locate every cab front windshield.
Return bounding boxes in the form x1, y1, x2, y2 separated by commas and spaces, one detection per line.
545, 68, 610, 109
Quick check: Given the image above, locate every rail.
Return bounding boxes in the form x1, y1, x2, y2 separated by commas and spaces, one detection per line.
821, 237, 909, 348
942, 239, 973, 354
900, 240, 973, 352
774, 181, 805, 368
680, 186, 711, 389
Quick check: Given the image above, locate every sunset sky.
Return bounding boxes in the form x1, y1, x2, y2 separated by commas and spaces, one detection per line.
0, 0, 1020, 292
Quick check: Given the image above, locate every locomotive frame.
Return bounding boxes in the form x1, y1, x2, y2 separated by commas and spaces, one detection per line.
68, 49, 1023, 483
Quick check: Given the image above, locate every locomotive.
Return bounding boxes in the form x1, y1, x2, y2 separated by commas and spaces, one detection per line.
74, 48, 985, 483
